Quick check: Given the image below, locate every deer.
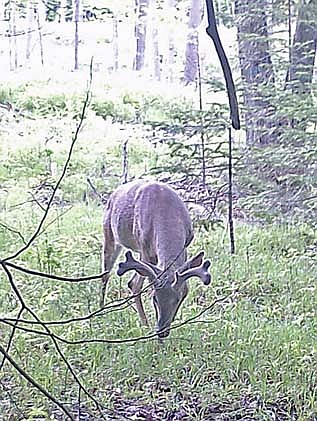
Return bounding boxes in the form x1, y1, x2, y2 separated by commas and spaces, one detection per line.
101, 180, 211, 338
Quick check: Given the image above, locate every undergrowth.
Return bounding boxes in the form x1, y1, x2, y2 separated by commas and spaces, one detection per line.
0, 77, 316, 420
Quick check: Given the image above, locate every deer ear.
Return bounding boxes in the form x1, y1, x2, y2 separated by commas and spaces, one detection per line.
189, 251, 204, 268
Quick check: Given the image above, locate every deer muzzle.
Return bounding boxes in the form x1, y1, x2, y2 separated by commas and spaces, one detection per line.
157, 327, 170, 338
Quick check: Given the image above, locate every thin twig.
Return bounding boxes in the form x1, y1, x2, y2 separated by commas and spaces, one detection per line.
1, 290, 235, 345
0, 221, 26, 244
0, 306, 24, 371
2, 260, 106, 283
0, 262, 109, 418
3, 60, 93, 263
0, 345, 74, 420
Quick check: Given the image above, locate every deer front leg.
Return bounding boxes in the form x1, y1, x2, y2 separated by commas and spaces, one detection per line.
128, 273, 149, 326
101, 223, 122, 307
100, 272, 110, 309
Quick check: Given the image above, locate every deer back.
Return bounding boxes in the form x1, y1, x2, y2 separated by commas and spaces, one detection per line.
106, 180, 194, 270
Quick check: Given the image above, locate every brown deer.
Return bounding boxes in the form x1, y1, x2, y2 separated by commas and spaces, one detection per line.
101, 180, 211, 338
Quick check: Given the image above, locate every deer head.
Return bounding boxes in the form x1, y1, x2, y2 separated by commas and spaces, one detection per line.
117, 250, 211, 338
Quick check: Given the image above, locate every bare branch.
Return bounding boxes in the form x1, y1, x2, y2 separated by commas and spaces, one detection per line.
0, 221, 26, 244
2, 260, 106, 283
1, 256, 109, 418
0, 307, 24, 371
1, 291, 235, 345
3, 67, 93, 263
0, 344, 74, 420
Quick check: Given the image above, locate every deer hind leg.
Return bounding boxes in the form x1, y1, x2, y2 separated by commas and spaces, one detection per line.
128, 273, 149, 326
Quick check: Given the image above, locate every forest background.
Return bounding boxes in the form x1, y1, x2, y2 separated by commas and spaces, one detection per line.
0, 0, 316, 420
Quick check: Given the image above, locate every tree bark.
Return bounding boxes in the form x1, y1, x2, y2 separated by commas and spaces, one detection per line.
37, 0, 45, 66
74, 0, 80, 70
134, 0, 150, 71
113, 16, 119, 71
60, 0, 67, 22
152, 24, 161, 80
26, 0, 35, 65
235, 0, 277, 144
9, 0, 18, 71
285, 0, 317, 95
184, 0, 204, 85
166, 0, 176, 83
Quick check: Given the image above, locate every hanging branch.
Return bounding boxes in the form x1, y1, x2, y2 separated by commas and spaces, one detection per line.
205, 1, 238, 253
205, 0, 240, 130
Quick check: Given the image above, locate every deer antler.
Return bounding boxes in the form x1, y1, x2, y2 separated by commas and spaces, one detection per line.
117, 251, 157, 281
174, 260, 211, 286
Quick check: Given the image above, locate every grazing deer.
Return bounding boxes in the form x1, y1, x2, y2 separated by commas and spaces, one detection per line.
101, 180, 211, 338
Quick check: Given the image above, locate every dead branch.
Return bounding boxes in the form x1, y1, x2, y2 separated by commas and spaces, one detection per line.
3, 61, 93, 263
1, 292, 234, 345
0, 262, 109, 419
0, 344, 74, 420
0, 221, 26, 244
2, 260, 105, 282
205, 0, 240, 130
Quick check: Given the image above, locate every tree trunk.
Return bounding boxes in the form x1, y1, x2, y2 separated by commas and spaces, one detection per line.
152, 25, 160, 80
60, 0, 67, 22
134, 0, 150, 71
183, 0, 204, 85
113, 16, 119, 71
285, 0, 317, 95
8, 0, 18, 71
166, 0, 176, 83
235, 0, 277, 145
37, 0, 45, 66
150, 0, 160, 80
74, 0, 80, 70
26, 0, 35, 65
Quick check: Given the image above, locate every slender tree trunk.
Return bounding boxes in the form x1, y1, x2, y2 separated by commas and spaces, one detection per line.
37, 0, 45, 66
235, 0, 277, 145
228, 127, 235, 254
60, 0, 67, 22
113, 16, 119, 71
285, 0, 317, 95
152, 25, 160, 80
150, 0, 160, 80
74, 0, 80, 70
166, 0, 176, 83
8, 0, 18, 70
184, 0, 204, 85
26, 0, 35, 65
134, 0, 150, 71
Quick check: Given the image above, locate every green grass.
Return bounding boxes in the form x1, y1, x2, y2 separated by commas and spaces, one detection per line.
1, 204, 316, 419
0, 79, 316, 420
